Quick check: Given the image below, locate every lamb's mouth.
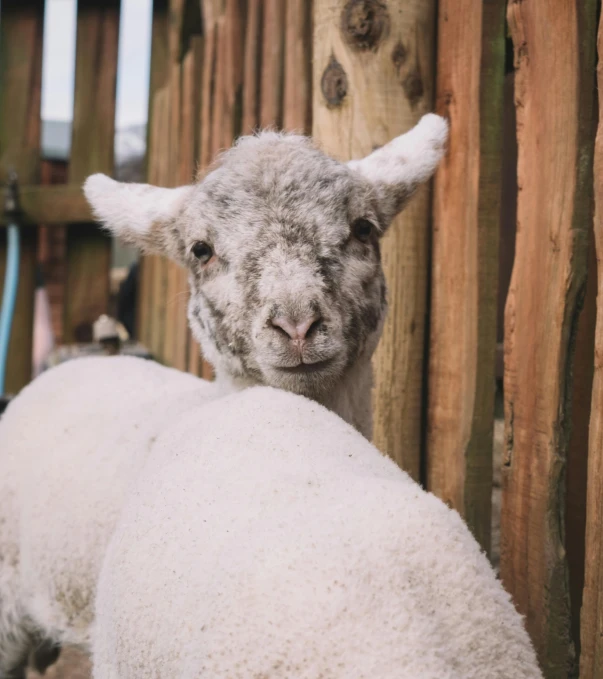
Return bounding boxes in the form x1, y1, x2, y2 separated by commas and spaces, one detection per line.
274, 358, 335, 375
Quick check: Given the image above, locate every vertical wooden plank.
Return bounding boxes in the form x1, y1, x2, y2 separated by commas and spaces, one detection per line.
242, 0, 262, 134
137, 0, 170, 347
282, 0, 312, 133
313, 0, 435, 480
64, 0, 120, 343
199, 21, 217, 168
426, 0, 505, 553
500, 1, 597, 676
580, 13, 603, 679
0, 0, 44, 393
260, 0, 285, 128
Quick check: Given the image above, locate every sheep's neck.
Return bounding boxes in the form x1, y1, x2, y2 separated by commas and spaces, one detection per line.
215, 359, 373, 440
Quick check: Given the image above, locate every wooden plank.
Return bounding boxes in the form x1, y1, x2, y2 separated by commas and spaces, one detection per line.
566, 231, 596, 658
0, 0, 44, 393
0, 185, 92, 226
137, 0, 169, 347
313, 0, 435, 480
500, 1, 597, 676
64, 0, 120, 343
199, 21, 217, 168
241, 0, 262, 134
580, 13, 603, 679
282, 0, 312, 133
426, 0, 505, 553
260, 0, 285, 128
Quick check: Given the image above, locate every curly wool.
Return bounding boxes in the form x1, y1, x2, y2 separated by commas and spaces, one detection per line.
93, 386, 543, 679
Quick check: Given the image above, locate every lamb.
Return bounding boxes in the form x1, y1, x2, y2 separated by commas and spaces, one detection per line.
84, 113, 448, 438
0, 115, 447, 677
92, 386, 543, 679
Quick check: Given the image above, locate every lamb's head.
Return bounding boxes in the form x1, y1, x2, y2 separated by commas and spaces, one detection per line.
84, 114, 447, 400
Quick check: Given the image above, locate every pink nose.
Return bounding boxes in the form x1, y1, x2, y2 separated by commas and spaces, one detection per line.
270, 314, 322, 341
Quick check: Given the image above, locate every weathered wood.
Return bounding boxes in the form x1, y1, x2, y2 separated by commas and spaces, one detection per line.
579, 13, 603, 679
199, 20, 217, 168
426, 0, 505, 554
566, 230, 596, 658
137, 0, 169, 346
500, 1, 597, 676
260, 0, 285, 128
313, 0, 435, 480
242, 0, 262, 134
64, 0, 120, 343
0, 0, 44, 393
0, 185, 92, 226
282, 0, 312, 133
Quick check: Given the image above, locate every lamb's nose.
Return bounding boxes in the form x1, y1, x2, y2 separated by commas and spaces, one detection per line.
270, 313, 322, 341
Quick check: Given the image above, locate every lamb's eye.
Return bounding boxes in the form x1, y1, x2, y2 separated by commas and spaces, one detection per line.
352, 218, 374, 243
191, 241, 213, 264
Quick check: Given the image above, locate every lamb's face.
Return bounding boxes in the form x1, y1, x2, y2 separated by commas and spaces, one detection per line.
83, 114, 448, 398
180, 137, 387, 396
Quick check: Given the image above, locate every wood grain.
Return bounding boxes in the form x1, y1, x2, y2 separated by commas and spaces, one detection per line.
0, 0, 44, 393
260, 0, 285, 128
500, 1, 597, 676
313, 0, 435, 479
64, 0, 120, 343
282, 0, 312, 133
426, 0, 505, 553
579, 11, 603, 679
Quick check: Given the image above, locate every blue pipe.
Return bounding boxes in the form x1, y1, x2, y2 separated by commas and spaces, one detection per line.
0, 222, 20, 394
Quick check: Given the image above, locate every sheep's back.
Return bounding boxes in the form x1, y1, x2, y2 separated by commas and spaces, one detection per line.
94, 387, 542, 679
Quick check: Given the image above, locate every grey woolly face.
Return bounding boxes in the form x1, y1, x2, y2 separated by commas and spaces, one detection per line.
181, 136, 387, 398
84, 114, 448, 399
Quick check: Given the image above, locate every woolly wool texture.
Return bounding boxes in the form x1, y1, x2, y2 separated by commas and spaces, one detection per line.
0, 357, 225, 677
84, 114, 448, 438
93, 386, 543, 679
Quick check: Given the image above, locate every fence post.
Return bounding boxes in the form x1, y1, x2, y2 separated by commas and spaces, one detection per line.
0, 0, 44, 394
425, 0, 505, 553
313, 0, 436, 479
500, 1, 597, 676
580, 12, 603, 679
64, 0, 120, 343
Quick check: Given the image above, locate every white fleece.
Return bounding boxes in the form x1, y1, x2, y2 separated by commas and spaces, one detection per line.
92, 386, 542, 679
0, 356, 223, 654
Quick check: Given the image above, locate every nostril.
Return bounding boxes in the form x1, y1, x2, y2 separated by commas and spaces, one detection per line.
305, 317, 323, 339
270, 314, 322, 341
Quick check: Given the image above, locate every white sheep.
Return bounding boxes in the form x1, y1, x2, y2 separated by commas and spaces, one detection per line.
92, 386, 542, 679
0, 114, 447, 677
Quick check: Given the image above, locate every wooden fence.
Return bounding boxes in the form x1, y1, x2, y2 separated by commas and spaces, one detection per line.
0, 1, 602, 678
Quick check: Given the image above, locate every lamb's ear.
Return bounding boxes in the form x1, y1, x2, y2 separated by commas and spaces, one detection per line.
83, 174, 195, 263
347, 113, 448, 225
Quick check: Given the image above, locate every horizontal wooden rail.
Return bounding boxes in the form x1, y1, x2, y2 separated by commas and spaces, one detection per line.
0, 184, 93, 226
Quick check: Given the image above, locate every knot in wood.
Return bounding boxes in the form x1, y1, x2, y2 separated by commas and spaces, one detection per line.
403, 71, 424, 106
341, 0, 389, 51
321, 55, 348, 108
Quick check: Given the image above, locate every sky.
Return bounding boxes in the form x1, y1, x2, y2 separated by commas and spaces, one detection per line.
41, 0, 153, 129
